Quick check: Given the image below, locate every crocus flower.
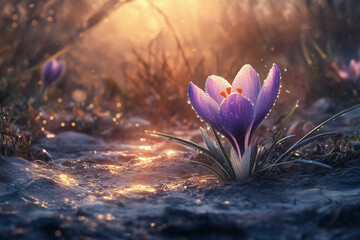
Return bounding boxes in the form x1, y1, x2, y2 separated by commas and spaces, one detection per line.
41, 59, 65, 89
188, 64, 280, 157
337, 59, 360, 82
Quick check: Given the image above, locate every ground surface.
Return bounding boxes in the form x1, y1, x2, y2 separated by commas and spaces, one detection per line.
1, 98, 360, 240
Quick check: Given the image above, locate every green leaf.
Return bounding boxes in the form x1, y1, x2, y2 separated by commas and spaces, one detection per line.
146, 130, 211, 155
293, 159, 332, 169
293, 132, 336, 149
200, 129, 234, 177
209, 122, 235, 178
277, 135, 296, 146
260, 101, 299, 169
298, 104, 360, 144
146, 130, 232, 178
249, 138, 258, 176
260, 159, 332, 173
200, 128, 223, 162
275, 104, 360, 164
276, 132, 336, 163
200, 128, 234, 177
189, 160, 224, 179
254, 144, 264, 172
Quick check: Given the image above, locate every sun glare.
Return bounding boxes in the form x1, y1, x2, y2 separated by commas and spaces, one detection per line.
138, 145, 152, 151
58, 174, 78, 186
117, 184, 157, 195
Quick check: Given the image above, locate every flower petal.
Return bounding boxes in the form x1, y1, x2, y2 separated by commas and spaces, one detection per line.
338, 69, 349, 79
51, 61, 65, 80
219, 93, 254, 155
350, 59, 360, 79
350, 59, 357, 69
252, 63, 281, 132
205, 75, 231, 104
188, 82, 220, 127
42, 60, 55, 85
231, 64, 261, 105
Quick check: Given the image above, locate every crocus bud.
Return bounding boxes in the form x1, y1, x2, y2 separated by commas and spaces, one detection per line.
41, 59, 65, 89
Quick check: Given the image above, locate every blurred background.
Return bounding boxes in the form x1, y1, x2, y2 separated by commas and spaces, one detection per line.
1, 0, 360, 136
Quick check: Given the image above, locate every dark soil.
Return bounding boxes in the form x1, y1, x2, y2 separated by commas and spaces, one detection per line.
0, 129, 359, 240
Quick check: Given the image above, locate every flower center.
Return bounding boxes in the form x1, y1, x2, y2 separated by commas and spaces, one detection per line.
220, 87, 243, 98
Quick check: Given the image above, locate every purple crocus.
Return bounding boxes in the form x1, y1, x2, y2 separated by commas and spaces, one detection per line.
337, 59, 360, 82
188, 64, 280, 156
41, 59, 65, 89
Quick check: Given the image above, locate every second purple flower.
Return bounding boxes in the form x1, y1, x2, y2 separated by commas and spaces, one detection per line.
41, 59, 65, 89
337, 59, 360, 82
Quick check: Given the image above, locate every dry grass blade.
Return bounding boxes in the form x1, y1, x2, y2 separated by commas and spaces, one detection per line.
147, 0, 192, 78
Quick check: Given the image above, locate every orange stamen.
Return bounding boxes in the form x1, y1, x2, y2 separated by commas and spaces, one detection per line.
220, 91, 227, 98
237, 88, 243, 94
226, 87, 232, 95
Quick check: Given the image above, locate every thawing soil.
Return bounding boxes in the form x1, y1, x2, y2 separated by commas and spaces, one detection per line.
0, 130, 359, 240
1, 99, 360, 240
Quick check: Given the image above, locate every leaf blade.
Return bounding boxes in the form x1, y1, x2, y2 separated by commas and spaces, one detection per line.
276, 132, 337, 163
189, 160, 224, 179
249, 138, 258, 176
146, 130, 232, 178
297, 104, 360, 145
209, 122, 235, 178
200, 128, 223, 162
260, 101, 299, 169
